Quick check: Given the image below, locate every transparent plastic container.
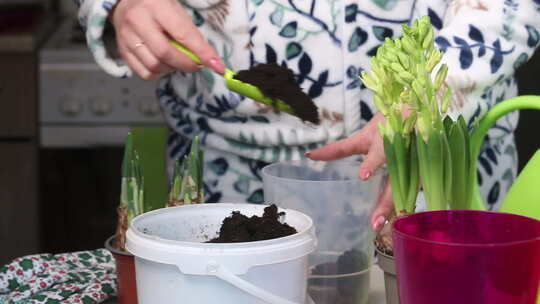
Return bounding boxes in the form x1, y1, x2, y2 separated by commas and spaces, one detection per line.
393, 210, 540, 304
262, 160, 383, 304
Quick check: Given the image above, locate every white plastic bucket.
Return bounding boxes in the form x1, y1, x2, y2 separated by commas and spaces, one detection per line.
125, 203, 317, 304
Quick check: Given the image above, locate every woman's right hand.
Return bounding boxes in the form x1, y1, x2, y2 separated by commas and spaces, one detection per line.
111, 0, 225, 79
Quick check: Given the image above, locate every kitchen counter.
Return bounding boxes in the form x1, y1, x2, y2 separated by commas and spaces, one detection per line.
0, 10, 58, 52
104, 266, 387, 304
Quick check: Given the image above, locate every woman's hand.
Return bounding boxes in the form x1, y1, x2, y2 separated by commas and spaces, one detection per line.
111, 0, 225, 79
306, 112, 394, 232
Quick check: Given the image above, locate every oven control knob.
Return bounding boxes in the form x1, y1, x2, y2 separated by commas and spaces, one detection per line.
138, 100, 160, 117
59, 98, 82, 117
90, 98, 113, 116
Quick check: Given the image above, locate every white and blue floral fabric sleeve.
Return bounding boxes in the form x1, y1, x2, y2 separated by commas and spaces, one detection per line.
421, 0, 540, 121
417, 0, 540, 207
74, 0, 540, 208
74, 0, 132, 78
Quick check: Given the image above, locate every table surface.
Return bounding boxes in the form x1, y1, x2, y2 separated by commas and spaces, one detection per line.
105, 266, 387, 304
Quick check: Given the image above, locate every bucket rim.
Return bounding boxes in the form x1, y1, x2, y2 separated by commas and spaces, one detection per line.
393, 210, 540, 248
104, 235, 134, 257
128, 203, 315, 248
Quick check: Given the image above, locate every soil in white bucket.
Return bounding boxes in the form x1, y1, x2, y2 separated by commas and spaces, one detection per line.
126, 203, 316, 304
208, 205, 297, 243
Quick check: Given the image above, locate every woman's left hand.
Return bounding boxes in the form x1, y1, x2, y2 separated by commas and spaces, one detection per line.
306, 112, 394, 232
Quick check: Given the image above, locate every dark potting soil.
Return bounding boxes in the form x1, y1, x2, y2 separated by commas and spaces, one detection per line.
233, 63, 320, 125
311, 249, 368, 277
309, 249, 369, 303
207, 204, 297, 243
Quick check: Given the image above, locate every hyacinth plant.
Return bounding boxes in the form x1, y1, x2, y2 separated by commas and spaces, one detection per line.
362, 16, 476, 253
114, 132, 144, 251
168, 136, 205, 206
114, 134, 204, 251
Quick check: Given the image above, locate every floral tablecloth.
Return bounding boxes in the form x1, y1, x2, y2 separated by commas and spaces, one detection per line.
0, 249, 116, 304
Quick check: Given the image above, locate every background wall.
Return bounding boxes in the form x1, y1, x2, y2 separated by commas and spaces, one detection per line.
516, 49, 540, 171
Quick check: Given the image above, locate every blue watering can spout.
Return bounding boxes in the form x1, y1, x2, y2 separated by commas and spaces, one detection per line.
470, 95, 540, 218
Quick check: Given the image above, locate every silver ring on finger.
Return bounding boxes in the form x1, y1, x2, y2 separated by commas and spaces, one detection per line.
134, 41, 145, 49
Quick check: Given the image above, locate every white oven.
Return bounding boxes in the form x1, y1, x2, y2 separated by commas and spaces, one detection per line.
39, 19, 165, 148
38, 18, 167, 253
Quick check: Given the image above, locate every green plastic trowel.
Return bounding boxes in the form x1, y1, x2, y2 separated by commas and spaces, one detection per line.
170, 41, 296, 116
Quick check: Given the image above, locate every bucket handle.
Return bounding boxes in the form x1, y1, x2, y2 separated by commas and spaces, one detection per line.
206, 261, 302, 304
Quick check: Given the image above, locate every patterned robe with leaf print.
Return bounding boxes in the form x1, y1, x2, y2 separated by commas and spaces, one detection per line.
77, 0, 540, 208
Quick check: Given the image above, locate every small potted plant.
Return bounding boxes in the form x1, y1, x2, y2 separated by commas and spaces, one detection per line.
105, 133, 204, 304
167, 136, 204, 207
360, 16, 478, 303
363, 16, 540, 304
104, 132, 144, 304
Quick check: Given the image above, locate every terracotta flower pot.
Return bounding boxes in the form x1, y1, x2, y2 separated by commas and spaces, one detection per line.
375, 246, 399, 304
105, 235, 138, 304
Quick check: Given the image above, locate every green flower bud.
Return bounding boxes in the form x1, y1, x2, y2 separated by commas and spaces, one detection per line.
360, 71, 378, 91
398, 52, 410, 69
391, 62, 405, 73
422, 27, 435, 50
434, 64, 448, 91
442, 87, 452, 114
403, 111, 417, 133
374, 94, 389, 115
398, 71, 415, 82
401, 36, 417, 54
426, 49, 442, 72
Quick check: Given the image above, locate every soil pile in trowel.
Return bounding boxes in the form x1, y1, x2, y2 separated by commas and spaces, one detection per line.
234, 63, 320, 125
208, 204, 297, 243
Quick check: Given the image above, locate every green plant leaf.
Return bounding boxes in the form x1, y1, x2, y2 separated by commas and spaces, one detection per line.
383, 135, 405, 211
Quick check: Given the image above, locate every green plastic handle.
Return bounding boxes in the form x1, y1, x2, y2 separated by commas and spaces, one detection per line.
469, 95, 540, 210
170, 40, 202, 65
499, 150, 540, 217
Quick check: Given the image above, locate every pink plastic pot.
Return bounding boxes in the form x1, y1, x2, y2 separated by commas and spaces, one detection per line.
393, 210, 540, 304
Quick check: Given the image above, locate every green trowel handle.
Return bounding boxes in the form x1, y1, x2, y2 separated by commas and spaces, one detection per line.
170, 40, 296, 116
170, 40, 203, 65
470, 95, 540, 211
222, 70, 296, 115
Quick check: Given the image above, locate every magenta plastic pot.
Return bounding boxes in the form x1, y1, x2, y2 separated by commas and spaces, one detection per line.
393, 210, 540, 304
